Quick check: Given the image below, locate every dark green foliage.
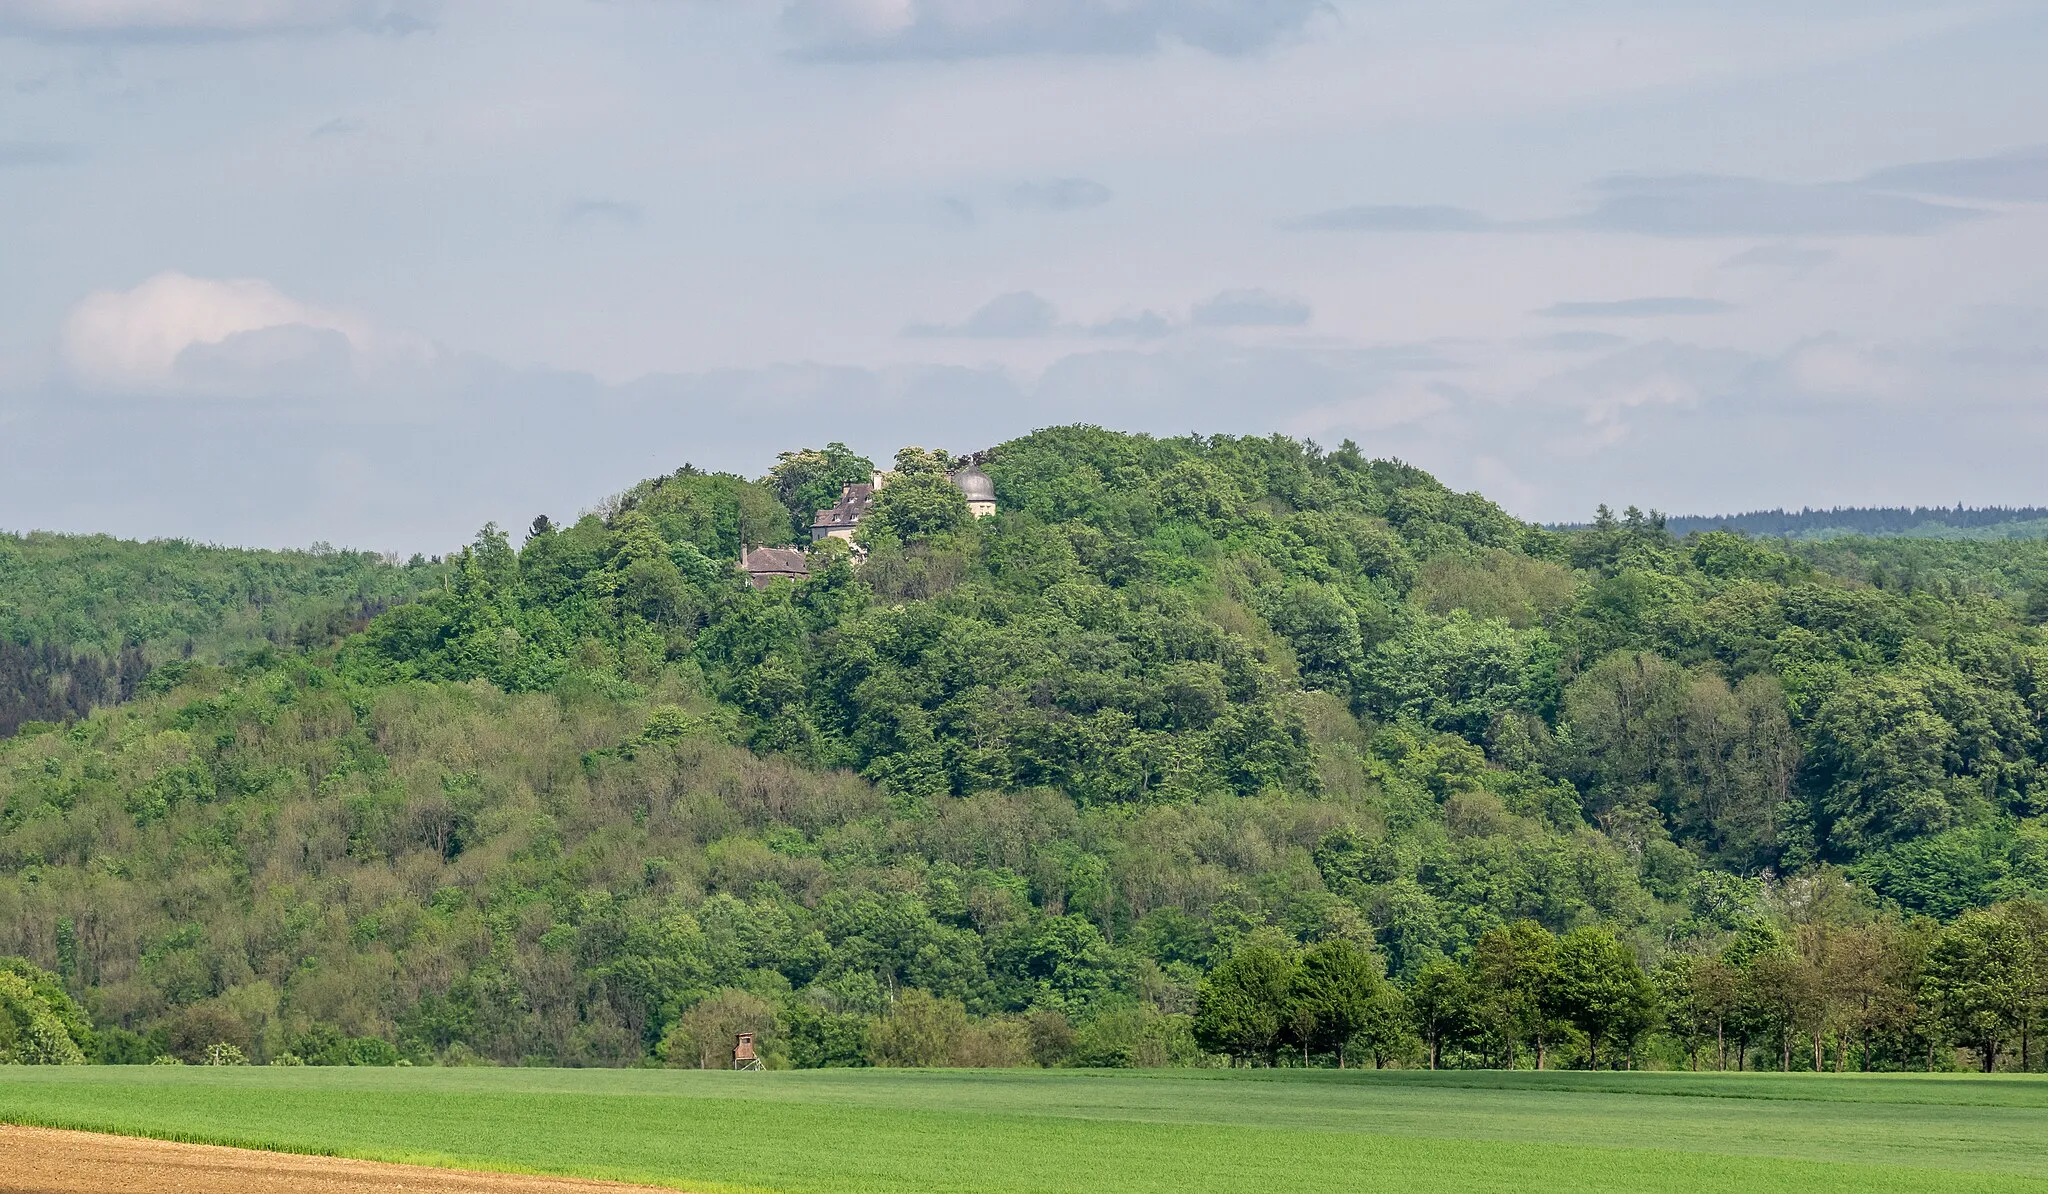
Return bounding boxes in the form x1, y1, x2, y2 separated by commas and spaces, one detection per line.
0, 532, 441, 737
1193, 938, 1295, 1064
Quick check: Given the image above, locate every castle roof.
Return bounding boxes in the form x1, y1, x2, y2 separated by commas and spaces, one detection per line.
951, 465, 994, 502
739, 546, 809, 588
812, 483, 875, 530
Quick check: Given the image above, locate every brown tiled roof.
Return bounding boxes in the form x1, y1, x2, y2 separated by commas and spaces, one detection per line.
740, 547, 809, 577
812, 483, 876, 529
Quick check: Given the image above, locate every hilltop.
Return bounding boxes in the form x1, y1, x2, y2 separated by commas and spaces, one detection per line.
2, 427, 2046, 1071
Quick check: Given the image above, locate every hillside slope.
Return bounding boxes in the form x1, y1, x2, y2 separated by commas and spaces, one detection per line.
3, 428, 2046, 1069
0, 533, 444, 736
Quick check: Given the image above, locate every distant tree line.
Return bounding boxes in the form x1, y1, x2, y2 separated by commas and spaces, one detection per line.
1591, 506, 2048, 540
1195, 890, 2048, 1073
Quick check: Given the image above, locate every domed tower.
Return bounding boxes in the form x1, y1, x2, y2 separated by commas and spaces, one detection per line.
951, 463, 996, 519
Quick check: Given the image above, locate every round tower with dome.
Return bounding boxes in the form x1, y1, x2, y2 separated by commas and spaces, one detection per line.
950, 462, 996, 518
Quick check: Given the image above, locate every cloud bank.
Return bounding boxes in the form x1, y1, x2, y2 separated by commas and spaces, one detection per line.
780, 0, 1322, 60
1191, 288, 1312, 327
904, 291, 1060, 338
1537, 297, 1735, 318
1289, 149, 2048, 240
59, 273, 417, 396
1860, 145, 2048, 202
0, 0, 431, 38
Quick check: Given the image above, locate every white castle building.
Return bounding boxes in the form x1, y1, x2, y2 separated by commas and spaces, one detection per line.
810, 461, 995, 543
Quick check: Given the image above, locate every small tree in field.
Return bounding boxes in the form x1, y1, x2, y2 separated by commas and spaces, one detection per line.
1923, 910, 2031, 1073
1352, 981, 1412, 1068
1194, 939, 1297, 1065
1286, 937, 1383, 1067
1548, 928, 1656, 1069
1407, 957, 1475, 1070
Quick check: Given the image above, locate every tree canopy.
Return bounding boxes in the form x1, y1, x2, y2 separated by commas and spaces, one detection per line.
6, 426, 2048, 1071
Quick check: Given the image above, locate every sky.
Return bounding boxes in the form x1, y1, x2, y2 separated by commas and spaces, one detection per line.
1, 0, 2045, 552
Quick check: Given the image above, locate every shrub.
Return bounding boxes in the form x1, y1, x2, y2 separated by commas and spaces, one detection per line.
0, 971, 87, 1064
0, 959, 93, 1064
867, 991, 1032, 1068
288, 1024, 401, 1066
868, 990, 968, 1067
1073, 1006, 1201, 1068
201, 1042, 249, 1066
659, 989, 781, 1069
952, 1018, 1032, 1068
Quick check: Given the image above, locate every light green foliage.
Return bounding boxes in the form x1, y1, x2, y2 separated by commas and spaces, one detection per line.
892, 446, 954, 477
858, 473, 971, 545
1413, 549, 1581, 628
1548, 928, 1658, 1069
1922, 909, 2034, 1071
770, 444, 877, 539
0, 970, 86, 1064
661, 988, 782, 1069
201, 1041, 249, 1066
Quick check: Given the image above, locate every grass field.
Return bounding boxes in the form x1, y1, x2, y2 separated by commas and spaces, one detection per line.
3, 1066, 2047, 1194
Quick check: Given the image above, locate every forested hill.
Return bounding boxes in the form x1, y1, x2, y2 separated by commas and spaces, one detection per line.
1650, 506, 2048, 541
0, 533, 443, 736
4, 427, 2048, 1072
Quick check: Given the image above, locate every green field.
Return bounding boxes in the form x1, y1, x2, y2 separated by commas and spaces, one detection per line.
4, 1068, 2048, 1193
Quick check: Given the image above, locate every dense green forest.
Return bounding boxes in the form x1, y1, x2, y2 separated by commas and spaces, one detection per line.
0, 533, 443, 736
5, 428, 2048, 1073
1646, 506, 2048, 542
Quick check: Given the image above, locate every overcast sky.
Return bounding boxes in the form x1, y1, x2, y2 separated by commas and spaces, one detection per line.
2, 0, 2045, 551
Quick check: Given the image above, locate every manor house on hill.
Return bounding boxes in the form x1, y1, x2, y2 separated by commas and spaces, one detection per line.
810, 462, 995, 543
741, 461, 995, 588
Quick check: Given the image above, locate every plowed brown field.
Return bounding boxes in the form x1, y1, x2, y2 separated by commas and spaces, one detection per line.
0, 1125, 685, 1194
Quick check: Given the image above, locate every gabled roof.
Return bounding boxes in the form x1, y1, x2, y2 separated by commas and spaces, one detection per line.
740, 546, 809, 575
812, 483, 876, 529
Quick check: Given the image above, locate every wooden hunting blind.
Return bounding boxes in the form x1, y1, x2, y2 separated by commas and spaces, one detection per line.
734, 1032, 761, 1071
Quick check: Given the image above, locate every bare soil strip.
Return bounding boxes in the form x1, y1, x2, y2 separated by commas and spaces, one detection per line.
0, 1125, 686, 1194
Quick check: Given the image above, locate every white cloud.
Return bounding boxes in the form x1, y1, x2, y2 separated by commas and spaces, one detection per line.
61, 272, 380, 394
0, 0, 426, 37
